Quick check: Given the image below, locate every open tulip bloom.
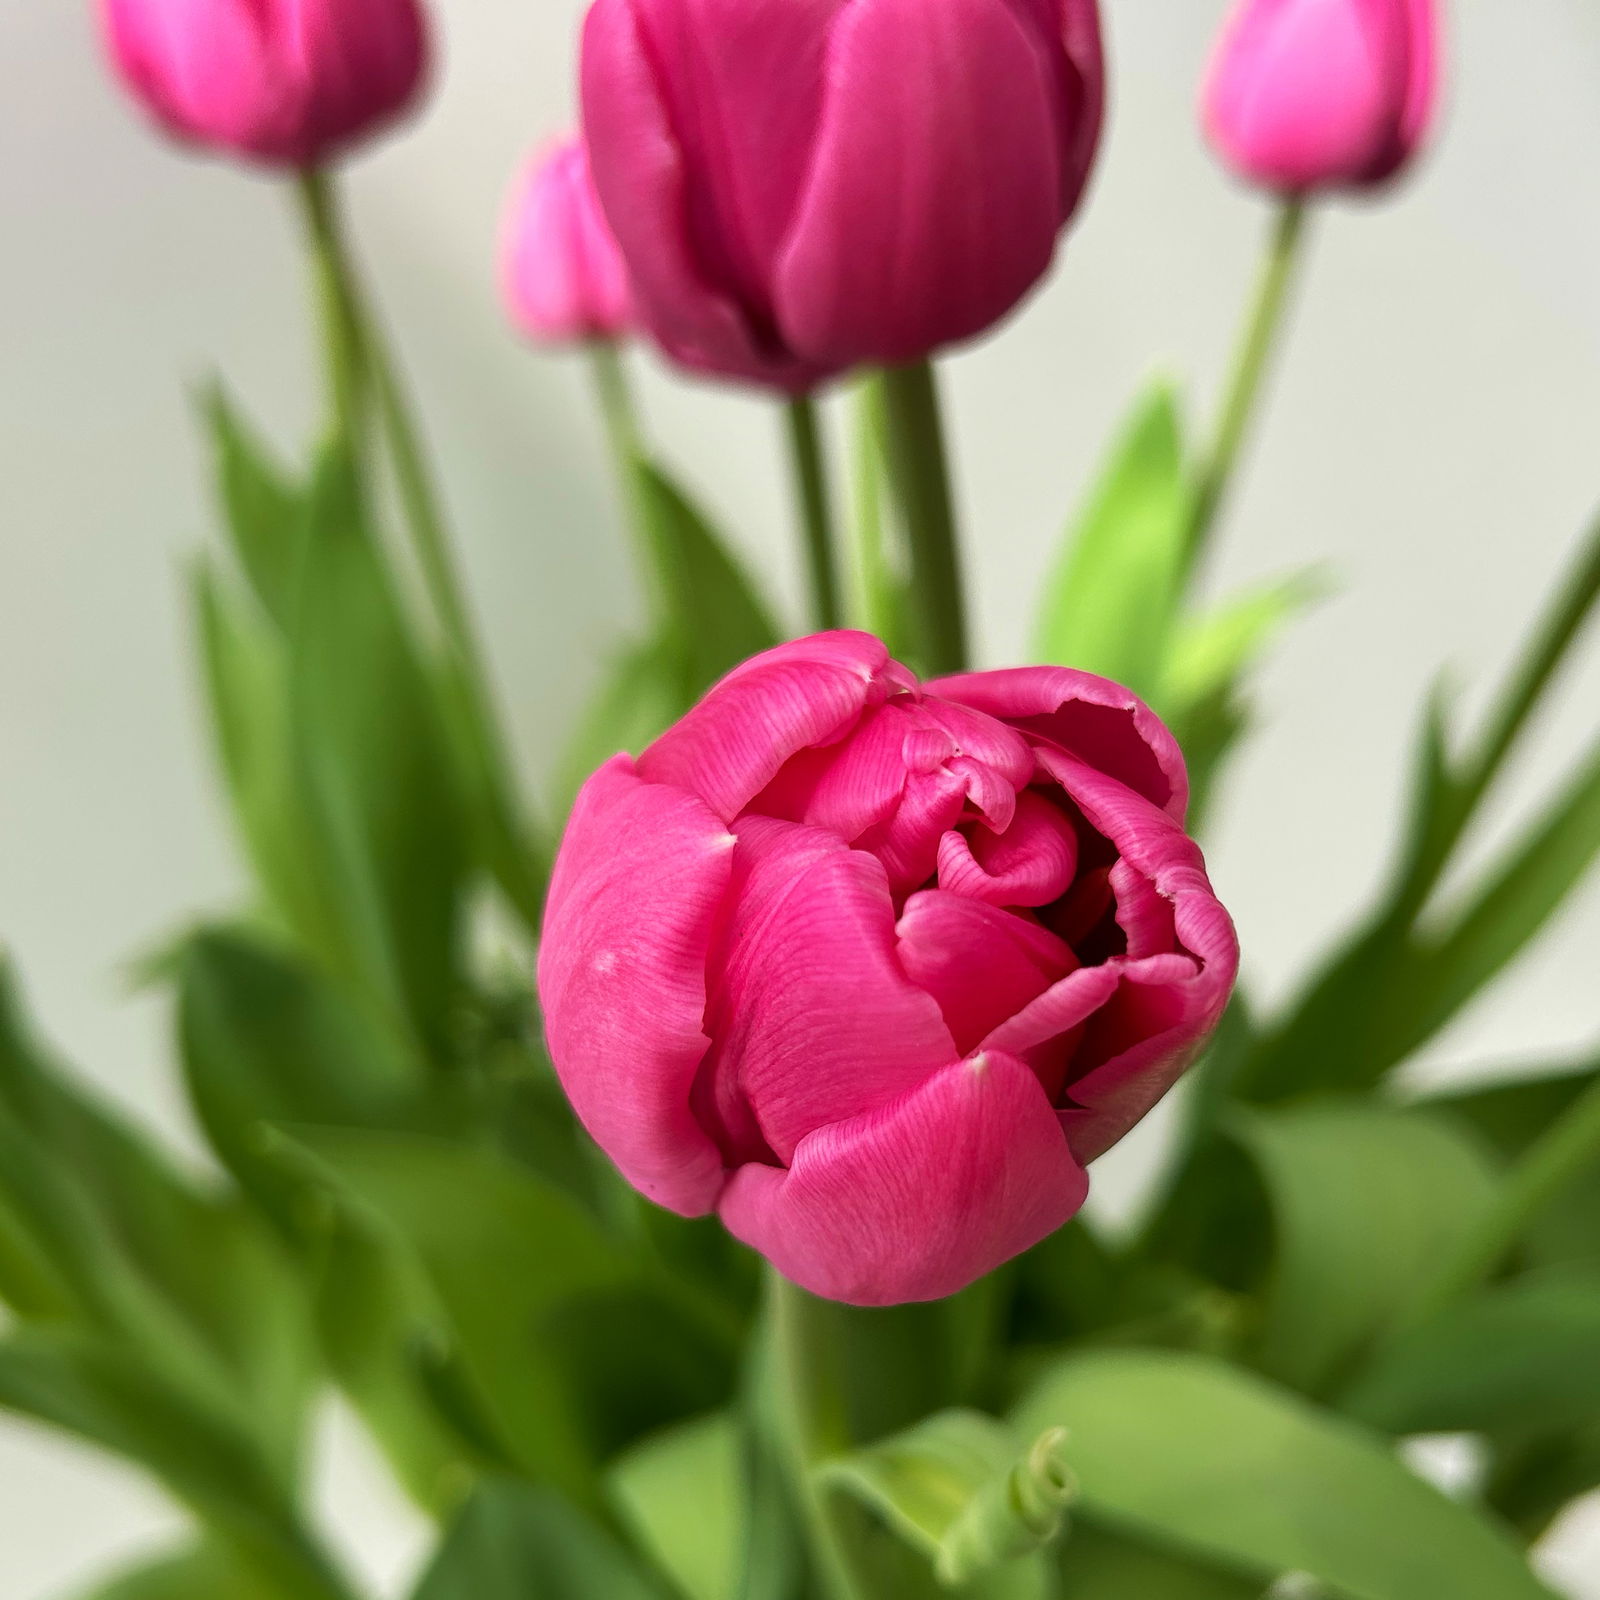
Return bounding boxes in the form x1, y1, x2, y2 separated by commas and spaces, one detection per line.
18, 0, 1600, 1594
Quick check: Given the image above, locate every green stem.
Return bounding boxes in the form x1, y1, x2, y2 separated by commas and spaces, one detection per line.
295, 170, 547, 934
880, 361, 969, 674
785, 396, 843, 632
1406, 1072, 1600, 1327
588, 341, 666, 612
847, 378, 896, 641
767, 1271, 869, 1600
1183, 197, 1308, 584
295, 171, 365, 449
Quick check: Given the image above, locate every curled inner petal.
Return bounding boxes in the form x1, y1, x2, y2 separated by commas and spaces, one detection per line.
937, 789, 1079, 907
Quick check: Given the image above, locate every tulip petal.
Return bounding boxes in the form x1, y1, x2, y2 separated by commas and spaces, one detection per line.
937, 789, 1080, 908
581, 0, 832, 388
773, 0, 1065, 367
897, 890, 1076, 1053
929, 666, 1189, 819
640, 632, 904, 821
538, 755, 734, 1214
702, 818, 955, 1163
720, 1051, 1087, 1305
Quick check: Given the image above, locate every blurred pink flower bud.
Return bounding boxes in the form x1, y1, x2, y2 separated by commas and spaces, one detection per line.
579, 0, 1105, 391
539, 633, 1238, 1305
1202, 0, 1440, 194
97, 0, 430, 170
501, 138, 632, 346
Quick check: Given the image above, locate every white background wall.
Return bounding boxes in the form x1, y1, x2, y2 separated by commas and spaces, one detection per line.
2, 0, 1599, 1593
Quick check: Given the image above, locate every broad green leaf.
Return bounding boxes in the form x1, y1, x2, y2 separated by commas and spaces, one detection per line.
1342, 1267, 1600, 1436
1012, 1350, 1554, 1600
1415, 1060, 1600, 1269
555, 637, 684, 817
635, 459, 779, 703
1057, 1522, 1262, 1599
285, 1128, 643, 1509
817, 1409, 1072, 1589
1230, 1102, 1500, 1394
611, 1412, 742, 1600
287, 444, 468, 1058
200, 385, 304, 628
1033, 379, 1188, 697
411, 1477, 672, 1600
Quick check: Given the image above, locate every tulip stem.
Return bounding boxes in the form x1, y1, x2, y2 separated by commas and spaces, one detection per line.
294, 170, 548, 935
881, 360, 969, 674
785, 396, 844, 632
1403, 1069, 1600, 1329
1183, 196, 1308, 585
766, 1272, 872, 1600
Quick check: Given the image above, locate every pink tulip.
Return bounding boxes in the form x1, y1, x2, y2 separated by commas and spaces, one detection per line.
539, 633, 1238, 1305
578, 0, 1105, 390
97, 0, 430, 169
1202, 0, 1440, 194
501, 138, 632, 346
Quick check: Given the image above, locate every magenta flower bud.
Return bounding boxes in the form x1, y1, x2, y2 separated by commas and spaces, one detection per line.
1202, 0, 1440, 195
578, 0, 1106, 390
539, 633, 1238, 1306
500, 138, 632, 346
97, 0, 430, 170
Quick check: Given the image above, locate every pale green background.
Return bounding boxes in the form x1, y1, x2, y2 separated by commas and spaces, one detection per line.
2, 0, 1599, 1593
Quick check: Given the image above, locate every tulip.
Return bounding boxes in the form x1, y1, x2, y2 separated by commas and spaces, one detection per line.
1202, 0, 1440, 194
501, 138, 632, 345
578, 0, 1105, 390
539, 633, 1238, 1305
97, 0, 430, 169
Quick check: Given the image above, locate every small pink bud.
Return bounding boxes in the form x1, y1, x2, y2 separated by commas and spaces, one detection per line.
97, 0, 431, 170
579, 0, 1106, 391
1202, 0, 1440, 195
500, 138, 633, 346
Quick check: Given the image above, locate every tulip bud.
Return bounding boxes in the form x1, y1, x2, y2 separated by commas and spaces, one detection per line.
1201, 0, 1440, 195
579, 0, 1105, 390
539, 632, 1238, 1305
97, 0, 430, 170
500, 138, 632, 346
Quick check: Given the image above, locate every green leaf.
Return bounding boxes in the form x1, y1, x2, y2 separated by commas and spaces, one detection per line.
1056, 1523, 1262, 1599
1415, 1060, 1600, 1269
1342, 1267, 1600, 1437
72, 1542, 295, 1600
817, 1409, 1073, 1589
1230, 1102, 1500, 1394
284, 1128, 641, 1509
1012, 1349, 1555, 1600
411, 1477, 672, 1600
286, 444, 468, 1058
635, 459, 779, 703
1033, 379, 1188, 696
611, 1412, 742, 1600
200, 385, 304, 629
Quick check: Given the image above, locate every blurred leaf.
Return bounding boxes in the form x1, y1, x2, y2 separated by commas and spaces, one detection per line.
611, 1412, 742, 1600
286, 1128, 641, 1510
1415, 1059, 1600, 1270
556, 638, 684, 816
411, 1477, 672, 1600
636, 460, 778, 701
72, 1542, 295, 1600
1230, 1102, 1500, 1395
1033, 379, 1188, 697
0, 1331, 343, 1600
1487, 1418, 1600, 1542
1056, 1522, 1262, 1599
1012, 1349, 1555, 1600
287, 444, 468, 1058
818, 1409, 1072, 1589
1342, 1266, 1600, 1437
200, 385, 304, 629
